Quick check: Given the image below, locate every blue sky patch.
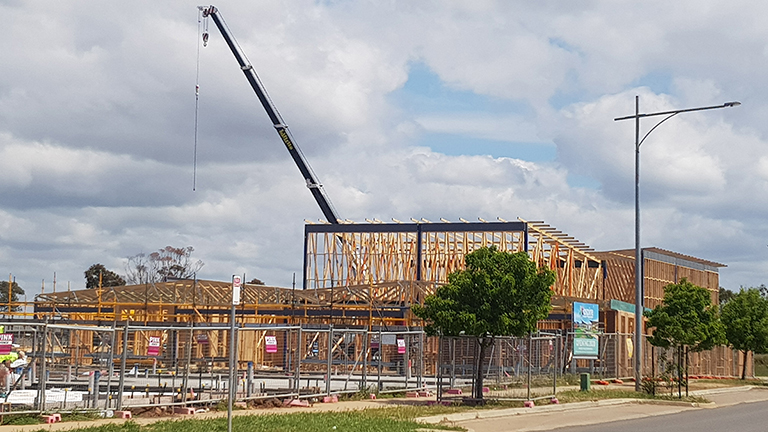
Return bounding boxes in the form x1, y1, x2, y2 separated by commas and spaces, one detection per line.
631, 71, 673, 96
393, 62, 560, 162
391, 62, 530, 115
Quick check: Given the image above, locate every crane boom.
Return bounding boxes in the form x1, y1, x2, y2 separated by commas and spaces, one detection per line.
200, 6, 340, 224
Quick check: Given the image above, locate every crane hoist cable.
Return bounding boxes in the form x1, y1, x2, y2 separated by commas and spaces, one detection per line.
193, 9, 210, 191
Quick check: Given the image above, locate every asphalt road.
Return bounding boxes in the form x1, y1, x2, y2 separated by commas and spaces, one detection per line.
452, 388, 768, 432
549, 399, 768, 432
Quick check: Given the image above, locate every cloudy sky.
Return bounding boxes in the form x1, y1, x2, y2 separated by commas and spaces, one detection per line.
2, 0, 766, 295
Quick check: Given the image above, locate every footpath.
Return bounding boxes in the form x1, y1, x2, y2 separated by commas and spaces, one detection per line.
0, 385, 766, 432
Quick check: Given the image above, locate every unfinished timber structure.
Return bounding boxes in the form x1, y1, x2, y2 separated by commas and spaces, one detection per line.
593, 248, 724, 309
32, 219, 607, 327
24, 218, 745, 380
303, 218, 605, 301
27, 219, 605, 371
31, 219, 605, 341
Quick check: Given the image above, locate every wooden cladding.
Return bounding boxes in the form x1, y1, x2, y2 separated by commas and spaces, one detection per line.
594, 248, 722, 309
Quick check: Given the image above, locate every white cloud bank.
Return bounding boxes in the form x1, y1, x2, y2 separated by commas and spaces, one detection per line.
1, 0, 767, 294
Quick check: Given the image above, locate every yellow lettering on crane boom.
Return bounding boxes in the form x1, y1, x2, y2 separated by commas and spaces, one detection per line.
278, 129, 294, 151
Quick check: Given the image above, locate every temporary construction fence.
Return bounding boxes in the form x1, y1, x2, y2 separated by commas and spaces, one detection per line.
0, 321, 431, 416
0, 321, 753, 417
435, 332, 562, 402
0, 322, 118, 414
587, 333, 752, 380
434, 330, 752, 403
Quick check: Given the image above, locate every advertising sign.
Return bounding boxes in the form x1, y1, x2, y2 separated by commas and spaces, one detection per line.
573, 302, 599, 359
0, 334, 12, 355
265, 335, 278, 353
397, 338, 406, 354
196, 333, 209, 345
147, 336, 161, 356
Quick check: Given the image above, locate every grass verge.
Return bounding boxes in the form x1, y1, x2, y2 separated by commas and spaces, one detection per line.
557, 389, 708, 404
26, 410, 465, 432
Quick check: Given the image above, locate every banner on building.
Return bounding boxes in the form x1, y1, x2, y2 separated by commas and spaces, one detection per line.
573, 302, 599, 359
265, 335, 278, 353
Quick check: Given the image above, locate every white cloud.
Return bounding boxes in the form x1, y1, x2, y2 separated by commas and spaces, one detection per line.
2, 0, 768, 296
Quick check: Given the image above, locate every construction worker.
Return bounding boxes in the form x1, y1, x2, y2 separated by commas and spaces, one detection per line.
0, 351, 19, 365
10, 350, 26, 369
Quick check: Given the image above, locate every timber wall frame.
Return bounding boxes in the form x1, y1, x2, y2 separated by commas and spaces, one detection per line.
30, 218, 608, 325
304, 218, 606, 301
33, 279, 438, 328
303, 221, 528, 289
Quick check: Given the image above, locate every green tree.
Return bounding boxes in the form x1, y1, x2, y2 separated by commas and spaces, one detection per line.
0, 281, 24, 312
719, 287, 736, 305
645, 278, 725, 396
85, 264, 126, 289
721, 288, 768, 379
412, 246, 556, 401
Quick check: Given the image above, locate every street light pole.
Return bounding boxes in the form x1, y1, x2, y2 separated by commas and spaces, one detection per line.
633, 96, 641, 392
615, 97, 740, 392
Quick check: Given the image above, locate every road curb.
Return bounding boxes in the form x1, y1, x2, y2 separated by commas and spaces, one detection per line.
633, 398, 714, 408
690, 385, 757, 396
416, 395, 727, 425
416, 398, 636, 424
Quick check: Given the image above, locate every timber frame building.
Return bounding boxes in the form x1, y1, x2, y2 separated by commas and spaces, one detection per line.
29, 218, 744, 377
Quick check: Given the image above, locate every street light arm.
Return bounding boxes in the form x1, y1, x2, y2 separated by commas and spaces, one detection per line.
615, 101, 741, 122
638, 113, 678, 148
616, 95, 740, 393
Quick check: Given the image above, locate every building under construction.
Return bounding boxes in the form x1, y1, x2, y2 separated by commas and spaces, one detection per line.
26, 218, 748, 379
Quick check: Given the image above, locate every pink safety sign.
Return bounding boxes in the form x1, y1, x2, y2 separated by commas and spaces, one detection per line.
265, 335, 278, 353
147, 336, 161, 356
397, 338, 406, 354
0, 334, 12, 355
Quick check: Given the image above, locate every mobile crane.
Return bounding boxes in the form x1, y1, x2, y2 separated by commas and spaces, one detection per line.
199, 6, 341, 224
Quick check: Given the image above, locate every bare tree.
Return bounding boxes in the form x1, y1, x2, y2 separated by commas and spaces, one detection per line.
125, 246, 204, 284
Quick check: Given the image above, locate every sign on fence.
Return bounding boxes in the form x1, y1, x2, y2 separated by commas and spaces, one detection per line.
397, 338, 406, 354
6, 389, 85, 405
147, 336, 161, 356
265, 335, 278, 353
573, 302, 599, 359
0, 333, 12, 355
